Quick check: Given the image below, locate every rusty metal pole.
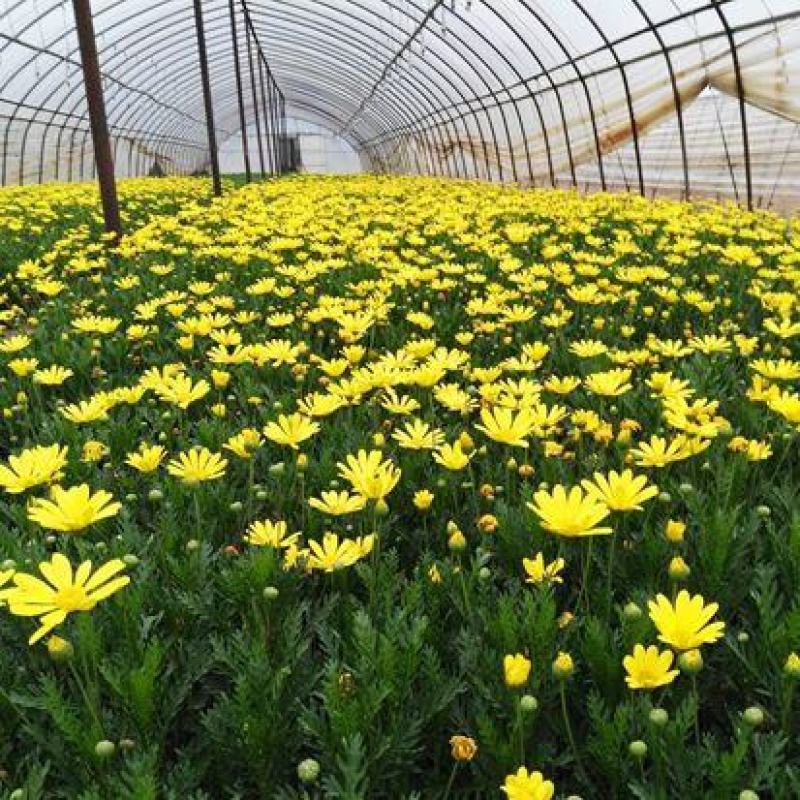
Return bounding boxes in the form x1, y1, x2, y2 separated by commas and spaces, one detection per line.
71, 0, 122, 239
193, 0, 222, 196
245, 23, 266, 178
228, 0, 251, 183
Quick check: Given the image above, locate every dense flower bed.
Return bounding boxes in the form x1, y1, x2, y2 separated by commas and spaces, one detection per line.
0, 174, 798, 798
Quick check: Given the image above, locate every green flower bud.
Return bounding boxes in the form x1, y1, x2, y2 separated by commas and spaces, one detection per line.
229, 501, 243, 513
658, 491, 672, 503
148, 488, 163, 502
478, 566, 491, 581
119, 738, 136, 752
552, 651, 574, 680
374, 498, 389, 517
519, 694, 538, 713
679, 649, 703, 674
263, 586, 279, 601
125, 493, 137, 503
297, 758, 320, 784
743, 706, 764, 727
95, 740, 116, 759
649, 707, 669, 727
47, 635, 74, 664
256, 490, 268, 501
739, 791, 759, 800
2, 559, 16, 571
122, 554, 139, 567
755, 505, 771, 518
629, 740, 647, 759
186, 539, 200, 551
623, 601, 642, 620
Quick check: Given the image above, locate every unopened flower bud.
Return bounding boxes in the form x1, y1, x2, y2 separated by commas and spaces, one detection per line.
784, 652, 800, 678
374, 498, 389, 517
47, 635, 74, 663
263, 586, 279, 601
520, 694, 538, 712
477, 514, 498, 534
665, 519, 686, 543
95, 740, 116, 759
552, 651, 574, 679
629, 740, 647, 759
649, 707, 669, 726
743, 706, 764, 727
623, 602, 642, 620
668, 556, 690, 582
679, 649, 703, 674
448, 529, 467, 552
297, 758, 320, 784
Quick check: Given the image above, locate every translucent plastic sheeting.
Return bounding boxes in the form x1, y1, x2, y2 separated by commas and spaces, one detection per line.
0, 1, 799, 209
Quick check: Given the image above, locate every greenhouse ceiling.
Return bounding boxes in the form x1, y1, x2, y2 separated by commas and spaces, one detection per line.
1, 1, 799, 209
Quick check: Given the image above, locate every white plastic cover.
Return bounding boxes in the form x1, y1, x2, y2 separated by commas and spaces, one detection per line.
0, 1, 798, 208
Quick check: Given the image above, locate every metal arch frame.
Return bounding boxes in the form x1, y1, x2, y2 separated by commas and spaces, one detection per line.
710, 0, 753, 210
243, 0, 494, 177
353, 0, 516, 180
363, 0, 611, 191
246, 0, 482, 175
1, 6, 209, 182
228, 0, 252, 181
0, 3, 214, 179
239, 6, 412, 155
0, 0, 783, 209
47, 8, 274, 182
5, 1, 289, 184
360, 0, 751, 192
244, 27, 461, 178
629, 0, 691, 201
569, 0, 644, 196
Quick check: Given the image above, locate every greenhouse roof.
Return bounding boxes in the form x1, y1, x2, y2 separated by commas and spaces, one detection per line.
1, 1, 799, 208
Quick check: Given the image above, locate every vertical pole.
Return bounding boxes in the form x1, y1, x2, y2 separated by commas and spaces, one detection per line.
257, 57, 273, 175
71, 0, 122, 239
228, 0, 251, 182
193, 0, 222, 196
269, 77, 280, 175
245, 24, 266, 178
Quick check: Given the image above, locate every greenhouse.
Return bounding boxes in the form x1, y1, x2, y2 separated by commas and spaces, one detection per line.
0, 1, 799, 797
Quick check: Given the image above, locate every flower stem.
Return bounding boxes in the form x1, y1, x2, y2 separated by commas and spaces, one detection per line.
560, 682, 586, 782
605, 532, 616, 623
691, 675, 701, 746
69, 661, 102, 732
579, 538, 593, 617
442, 763, 458, 800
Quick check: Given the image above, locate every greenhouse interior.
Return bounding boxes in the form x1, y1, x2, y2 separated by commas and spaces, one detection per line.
0, 1, 799, 797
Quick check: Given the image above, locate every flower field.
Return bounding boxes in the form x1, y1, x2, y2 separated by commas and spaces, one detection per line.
0, 173, 799, 799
